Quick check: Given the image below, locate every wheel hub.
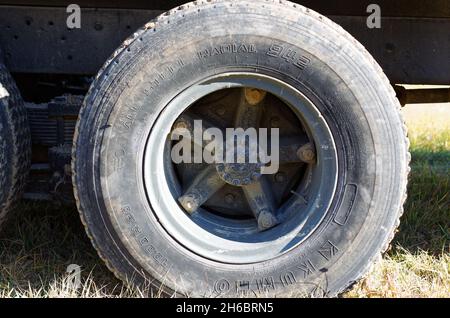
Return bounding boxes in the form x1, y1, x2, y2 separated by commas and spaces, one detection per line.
216, 151, 263, 186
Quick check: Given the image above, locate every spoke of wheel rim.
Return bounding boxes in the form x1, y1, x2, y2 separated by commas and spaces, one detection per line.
178, 166, 226, 214
234, 88, 266, 129
242, 177, 279, 231
268, 135, 316, 165
172, 113, 225, 149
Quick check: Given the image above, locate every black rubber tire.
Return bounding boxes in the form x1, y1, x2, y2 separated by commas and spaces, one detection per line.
73, 0, 410, 297
0, 58, 31, 229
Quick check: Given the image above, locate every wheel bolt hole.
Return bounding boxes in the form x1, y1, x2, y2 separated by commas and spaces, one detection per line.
225, 194, 235, 204
274, 172, 286, 183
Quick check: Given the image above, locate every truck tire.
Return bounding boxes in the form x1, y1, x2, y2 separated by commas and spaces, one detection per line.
73, 0, 410, 297
0, 59, 31, 229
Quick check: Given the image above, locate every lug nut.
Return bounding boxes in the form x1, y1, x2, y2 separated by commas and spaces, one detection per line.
179, 195, 199, 214
258, 210, 278, 231
244, 88, 267, 105
297, 143, 316, 164
232, 179, 241, 186
174, 120, 188, 130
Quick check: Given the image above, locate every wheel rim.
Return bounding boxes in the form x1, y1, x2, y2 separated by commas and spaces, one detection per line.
143, 72, 338, 264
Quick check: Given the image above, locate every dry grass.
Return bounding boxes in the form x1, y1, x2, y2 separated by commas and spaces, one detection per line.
0, 103, 448, 298
347, 249, 449, 298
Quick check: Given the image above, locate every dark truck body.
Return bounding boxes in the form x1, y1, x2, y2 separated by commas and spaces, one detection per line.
0, 0, 449, 84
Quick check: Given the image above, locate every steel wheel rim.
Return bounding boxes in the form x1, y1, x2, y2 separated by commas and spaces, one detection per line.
143, 72, 338, 264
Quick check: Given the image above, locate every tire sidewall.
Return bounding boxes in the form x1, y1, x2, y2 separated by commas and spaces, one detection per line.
0, 63, 23, 222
